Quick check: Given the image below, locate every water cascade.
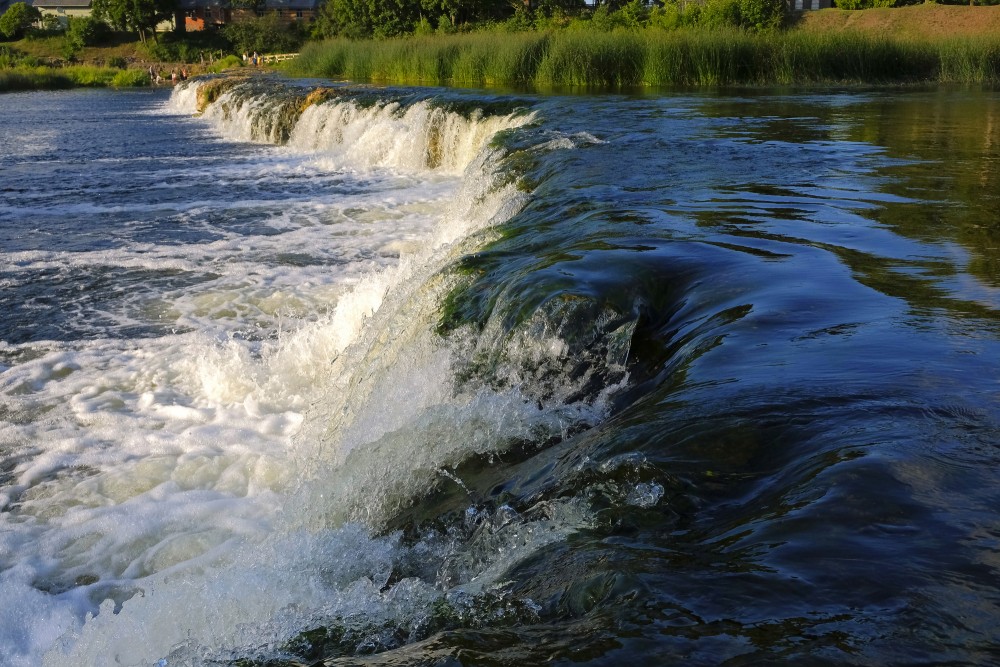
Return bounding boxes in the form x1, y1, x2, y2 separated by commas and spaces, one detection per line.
0, 78, 647, 667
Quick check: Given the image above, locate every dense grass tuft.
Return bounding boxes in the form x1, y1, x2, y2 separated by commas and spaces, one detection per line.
288, 28, 1000, 89
0, 64, 154, 91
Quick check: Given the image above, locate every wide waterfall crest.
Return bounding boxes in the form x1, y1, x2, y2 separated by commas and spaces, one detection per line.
170, 78, 534, 174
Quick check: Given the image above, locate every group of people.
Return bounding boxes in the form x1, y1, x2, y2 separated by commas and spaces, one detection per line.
243, 52, 263, 67
148, 66, 189, 85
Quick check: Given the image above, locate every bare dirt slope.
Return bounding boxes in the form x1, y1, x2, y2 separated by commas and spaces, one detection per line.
794, 4, 1000, 39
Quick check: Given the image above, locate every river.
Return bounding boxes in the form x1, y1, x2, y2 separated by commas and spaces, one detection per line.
1, 78, 999, 666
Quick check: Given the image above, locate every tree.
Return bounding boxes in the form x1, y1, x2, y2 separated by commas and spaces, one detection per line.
221, 13, 305, 54
66, 15, 109, 48
315, 0, 421, 38
92, 0, 177, 43
420, 0, 516, 27
0, 2, 42, 40
737, 0, 784, 29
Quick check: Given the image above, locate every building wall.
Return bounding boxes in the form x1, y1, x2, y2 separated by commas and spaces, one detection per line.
229, 7, 317, 25
39, 7, 91, 29
184, 6, 230, 30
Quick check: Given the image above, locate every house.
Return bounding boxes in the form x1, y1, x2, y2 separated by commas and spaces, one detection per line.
180, 0, 229, 31
28, 0, 91, 27
182, 0, 317, 31
247, 0, 319, 25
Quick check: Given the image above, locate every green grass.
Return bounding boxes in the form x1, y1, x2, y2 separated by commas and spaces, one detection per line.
287, 27, 1000, 89
0, 64, 151, 92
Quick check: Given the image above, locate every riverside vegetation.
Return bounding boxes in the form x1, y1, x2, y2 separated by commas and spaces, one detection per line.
0, 1, 298, 92
287, 27, 1000, 88
288, 1, 1000, 88
3, 0, 1000, 91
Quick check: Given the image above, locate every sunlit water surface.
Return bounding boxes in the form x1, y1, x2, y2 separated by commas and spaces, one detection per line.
1, 80, 999, 666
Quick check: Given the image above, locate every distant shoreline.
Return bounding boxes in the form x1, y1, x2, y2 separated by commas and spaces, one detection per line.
5, 6, 1000, 93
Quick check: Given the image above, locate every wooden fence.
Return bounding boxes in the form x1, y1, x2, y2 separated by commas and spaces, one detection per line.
261, 53, 299, 64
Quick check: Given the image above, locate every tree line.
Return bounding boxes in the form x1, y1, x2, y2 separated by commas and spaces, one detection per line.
4, 0, 998, 57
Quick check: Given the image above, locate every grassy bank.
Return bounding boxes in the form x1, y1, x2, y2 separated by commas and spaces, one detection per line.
0, 32, 236, 93
0, 63, 152, 92
286, 28, 1000, 88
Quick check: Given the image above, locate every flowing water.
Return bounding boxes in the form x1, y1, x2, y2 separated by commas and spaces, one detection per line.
1, 78, 999, 666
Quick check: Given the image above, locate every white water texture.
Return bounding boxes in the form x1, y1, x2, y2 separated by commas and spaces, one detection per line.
0, 81, 615, 666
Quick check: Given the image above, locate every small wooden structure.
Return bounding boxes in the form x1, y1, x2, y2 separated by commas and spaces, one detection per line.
789, 0, 833, 9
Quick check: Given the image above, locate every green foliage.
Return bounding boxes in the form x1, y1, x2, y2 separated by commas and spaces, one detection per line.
141, 31, 227, 62
0, 65, 72, 90
1, 62, 123, 87
66, 63, 118, 84
289, 27, 1000, 88
315, 0, 420, 38
205, 53, 243, 71
0, 44, 20, 66
414, 16, 435, 35
618, 0, 650, 28
91, 0, 175, 43
66, 16, 110, 49
937, 36, 1000, 82
315, 0, 515, 38
0, 2, 42, 40
588, 5, 620, 31
835, 0, 896, 8
110, 66, 149, 85
498, 8, 534, 33
700, 0, 743, 29
648, 3, 692, 30
537, 29, 645, 85
737, 0, 786, 30
221, 13, 305, 55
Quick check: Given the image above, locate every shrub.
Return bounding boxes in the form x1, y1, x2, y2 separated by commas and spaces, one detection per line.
107, 54, 127, 68
111, 67, 149, 86
0, 44, 21, 66
66, 15, 109, 49
0, 66, 72, 90
221, 13, 305, 55
414, 16, 434, 35
64, 64, 116, 85
618, 0, 650, 29
835, 0, 896, 7
700, 0, 742, 29
0, 2, 42, 40
205, 54, 244, 72
738, 0, 786, 30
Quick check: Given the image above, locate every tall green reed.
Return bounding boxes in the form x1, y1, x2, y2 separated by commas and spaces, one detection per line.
288, 28, 1000, 89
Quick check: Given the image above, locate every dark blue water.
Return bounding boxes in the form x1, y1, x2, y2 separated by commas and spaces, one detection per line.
1, 81, 999, 666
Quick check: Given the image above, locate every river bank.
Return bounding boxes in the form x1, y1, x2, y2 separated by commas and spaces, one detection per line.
283, 5, 1000, 88
5, 6, 1000, 92
0, 34, 236, 92
288, 27, 1000, 89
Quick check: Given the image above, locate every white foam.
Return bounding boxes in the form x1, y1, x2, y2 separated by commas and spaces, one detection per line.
0, 80, 611, 666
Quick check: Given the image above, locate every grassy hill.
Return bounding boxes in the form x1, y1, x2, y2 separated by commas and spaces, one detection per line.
792, 4, 1000, 39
